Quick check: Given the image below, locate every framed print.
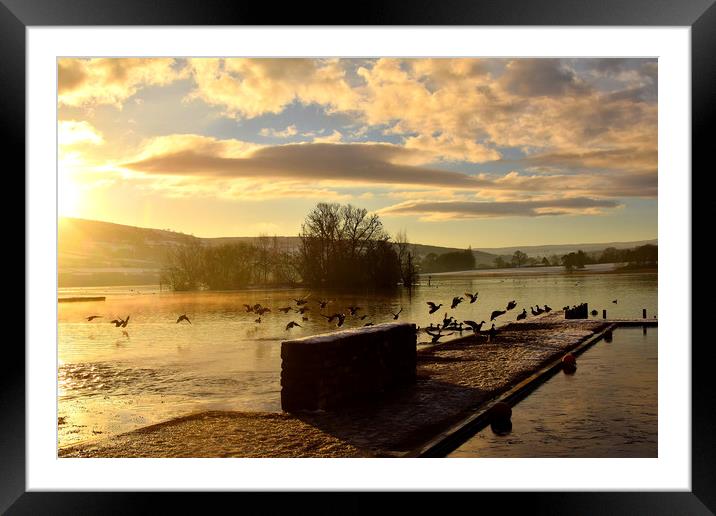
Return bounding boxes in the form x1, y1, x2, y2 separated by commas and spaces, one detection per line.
6, 0, 709, 512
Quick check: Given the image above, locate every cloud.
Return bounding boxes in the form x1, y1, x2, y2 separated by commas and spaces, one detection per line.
185, 58, 359, 118
378, 197, 621, 220
259, 125, 299, 138
123, 141, 491, 189
58, 58, 185, 108
500, 59, 589, 97
59, 120, 104, 146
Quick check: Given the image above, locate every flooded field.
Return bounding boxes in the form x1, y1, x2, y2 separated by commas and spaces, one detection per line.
57, 269, 656, 447
449, 327, 657, 458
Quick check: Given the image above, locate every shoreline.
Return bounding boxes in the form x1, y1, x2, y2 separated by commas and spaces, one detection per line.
59, 312, 653, 458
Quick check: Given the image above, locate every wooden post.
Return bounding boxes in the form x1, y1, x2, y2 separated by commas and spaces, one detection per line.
643, 308, 647, 319
602, 309, 607, 319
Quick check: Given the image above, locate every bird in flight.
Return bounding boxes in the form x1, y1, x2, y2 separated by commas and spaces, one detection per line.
506, 300, 517, 311
285, 321, 302, 330
391, 307, 403, 320
451, 296, 464, 309
442, 313, 454, 328
465, 292, 479, 303
322, 313, 346, 327
427, 302, 442, 314
86, 315, 102, 321
295, 295, 310, 306
463, 320, 485, 334
426, 327, 453, 343
176, 314, 191, 324
490, 309, 506, 321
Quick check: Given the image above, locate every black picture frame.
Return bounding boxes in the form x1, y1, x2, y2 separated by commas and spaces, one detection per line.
5, 0, 708, 513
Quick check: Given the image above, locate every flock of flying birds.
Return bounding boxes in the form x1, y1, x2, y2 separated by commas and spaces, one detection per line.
84, 313, 192, 339
420, 292, 554, 343
83, 291, 570, 345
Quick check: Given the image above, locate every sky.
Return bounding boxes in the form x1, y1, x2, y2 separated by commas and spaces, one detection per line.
57, 57, 657, 248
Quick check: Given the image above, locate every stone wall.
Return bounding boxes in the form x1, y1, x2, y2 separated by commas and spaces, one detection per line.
280, 322, 417, 411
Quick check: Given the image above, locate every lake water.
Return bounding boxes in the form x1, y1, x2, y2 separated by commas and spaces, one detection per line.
57, 268, 657, 447
449, 327, 658, 457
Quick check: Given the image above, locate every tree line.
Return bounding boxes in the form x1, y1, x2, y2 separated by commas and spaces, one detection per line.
160, 202, 418, 291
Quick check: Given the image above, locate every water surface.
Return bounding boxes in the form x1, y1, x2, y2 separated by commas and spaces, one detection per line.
449, 327, 658, 458
58, 269, 657, 447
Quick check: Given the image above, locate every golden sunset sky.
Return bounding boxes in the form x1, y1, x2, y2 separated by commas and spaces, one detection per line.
58, 57, 657, 247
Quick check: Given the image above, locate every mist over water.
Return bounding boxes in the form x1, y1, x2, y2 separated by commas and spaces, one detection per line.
57, 269, 657, 447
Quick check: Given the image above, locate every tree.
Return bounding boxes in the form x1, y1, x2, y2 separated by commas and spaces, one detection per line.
494, 256, 508, 268
395, 229, 418, 287
298, 202, 401, 289
511, 250, 528, 268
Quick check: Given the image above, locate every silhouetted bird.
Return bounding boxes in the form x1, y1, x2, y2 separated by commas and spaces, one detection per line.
322, 313, 346, 327
86, 315, 102, 321
255, 317, 262, 324
256, 307, 271, 316
451, 296, 464, 309
543, 305, 552, 313
253, 303, 263, 312
534, 305, 544, 314
563, 306, 570, 311
490, 309, 506, 321
612, 299, 618, 304
295, 296, 310, 306
531, 307, 540, 316
120, 316, 130, 328
302, 316, 309, 321
426, 327, 453, 343
176, 314, 191, 324
487, 324, 498, 341
110, 316, 128, 327
318, 299, 330, 309
463, 320, 485, 334
465, 292, 479, 303
506, 300, 517, 311
285, 321, 301, 330
391, 307, 403, 320
364, 322, 374, 327
427, 302, 442, 314
516, 309, 527, 321
347, 306, 361, 316
278, 306, 292, 314
442, 313, 454, 327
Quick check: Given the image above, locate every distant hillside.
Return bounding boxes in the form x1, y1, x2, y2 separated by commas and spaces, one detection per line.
476, 239, 658, 258
58, 218, 497, 287
57, 217, 653, 287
